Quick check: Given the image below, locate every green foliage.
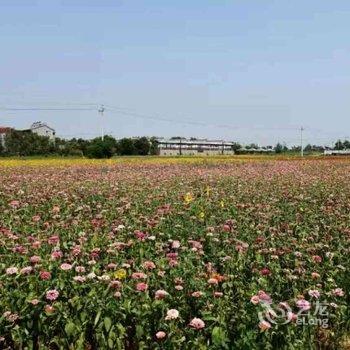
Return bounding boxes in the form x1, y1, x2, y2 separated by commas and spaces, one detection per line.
149, 137, 159, 155
4, 130, 55, 156
117, 138, 136, 155
231, 142, 242, 152
85, 136, 117, 159
134, 137, 150, 156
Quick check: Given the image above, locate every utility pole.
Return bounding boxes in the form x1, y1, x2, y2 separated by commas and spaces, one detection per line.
98, 105, 105, 141
300, 126, 304, 157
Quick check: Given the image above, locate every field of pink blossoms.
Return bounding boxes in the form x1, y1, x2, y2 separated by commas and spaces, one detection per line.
0, 159, 349, 349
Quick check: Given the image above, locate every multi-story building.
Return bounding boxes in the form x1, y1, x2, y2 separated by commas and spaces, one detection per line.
28, 122, 56, 141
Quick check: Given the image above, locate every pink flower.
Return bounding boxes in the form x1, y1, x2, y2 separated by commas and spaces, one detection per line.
189, 318, 205, 329
171, 240, 181, 249
155, 331, 166, 339
332, 288, 344, 297
131, 272, 147, 279
166, 252, 178, 259
308, 289, 320, 299
296, 299, 311, 311
29, 299, 40, 305
51, 250, 63, 260
258, 290, 272, 304
192, 291, 203, 298
136, 282, 148, 292
114, 291, 122, 298
259, 320, 271, 331
168, 259, 178, 267
44, 305, 55, 313
143, 261, 156, 270
73, 276, 86, 283
40, 271, 51, 280
287, 311, 298, 322
155, 290, 169, 300
311, 272, 320, 279
60, 263, 73, 271
175, 285, 183, 291
134, 230, 147, 241
52, 206, 60, 214
260, 268, 271, 276
30, 256, 41, 264
208, 278, 218, 285
214, 291, 223, 298
6, 267, 18, 275
223, 224, 231, 232
46, 289, 59, 301
165, 309, 179, 320
106, 263, 117, 270
312, 255, 322, 263
48, 235, 59, 245
32, 215, 41, 222
75, 266, 86, 273
20, 266, 33, 275
9, 200, 20, 208
250, 295, 260, 305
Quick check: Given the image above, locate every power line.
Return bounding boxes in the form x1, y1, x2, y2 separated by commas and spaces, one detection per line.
0, 103, 347, 145
0, 108, 95, 111
105, 104, 301, 131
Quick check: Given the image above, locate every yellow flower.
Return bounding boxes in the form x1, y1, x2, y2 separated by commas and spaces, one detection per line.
220, 200, 225, 208
114, 269, 127, 279
198, 212, 205, 219
184, 192, 194, 204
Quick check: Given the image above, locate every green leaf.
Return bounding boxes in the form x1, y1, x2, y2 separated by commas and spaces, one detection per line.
212, 326, 229, 347
94, 310, 101, 327
104, 317, 112, 333
65, 322, 76, 337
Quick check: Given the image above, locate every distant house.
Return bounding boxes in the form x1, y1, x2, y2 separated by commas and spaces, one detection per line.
25, 122, 56, 141
0, 127, 12, 148
0, 122, 56, 148
324, 149, 350, 155
156, 138, 236, 156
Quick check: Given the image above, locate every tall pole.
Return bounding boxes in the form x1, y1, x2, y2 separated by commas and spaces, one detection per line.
300, 126, 304, 157
98, 105, 105, 141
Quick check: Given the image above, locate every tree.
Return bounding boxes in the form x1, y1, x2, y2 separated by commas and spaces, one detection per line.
117, 138, 135, 156
246, 143, 259, 150
5, 130, 54, 156
149, 137, 159, 155
85, 136, 117, 159
231, 142, 241, 152
134, 137, 150, 155
274, 143, 284, 154
343, 140, 350, 149
0, 140, 3, 155
335, 140, 344, 150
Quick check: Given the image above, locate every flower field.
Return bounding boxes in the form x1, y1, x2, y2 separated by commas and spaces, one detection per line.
0, 158, 349, 349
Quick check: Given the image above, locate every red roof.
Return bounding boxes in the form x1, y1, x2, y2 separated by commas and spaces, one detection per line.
0, 127, 12, 133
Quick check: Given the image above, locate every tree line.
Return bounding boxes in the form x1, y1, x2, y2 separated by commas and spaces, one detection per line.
0, 130, 348, 158
0, 131, 158, 158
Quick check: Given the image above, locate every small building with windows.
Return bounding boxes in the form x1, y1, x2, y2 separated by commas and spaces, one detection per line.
28, 122, 56, 141
157, 138, 236, 156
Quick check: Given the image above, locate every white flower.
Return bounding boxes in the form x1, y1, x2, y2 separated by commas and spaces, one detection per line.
165, 309, 179, 320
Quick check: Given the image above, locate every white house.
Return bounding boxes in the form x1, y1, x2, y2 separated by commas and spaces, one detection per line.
29, 122, 56, 141
324, 149, 350, 155
0, 127, 12, 148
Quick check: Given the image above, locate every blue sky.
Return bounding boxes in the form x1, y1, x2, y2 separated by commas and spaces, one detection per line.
1, 0, 350, 145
